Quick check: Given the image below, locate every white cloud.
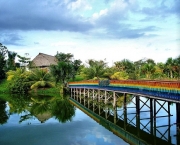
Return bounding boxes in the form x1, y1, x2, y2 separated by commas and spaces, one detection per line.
67, 0, 92, 11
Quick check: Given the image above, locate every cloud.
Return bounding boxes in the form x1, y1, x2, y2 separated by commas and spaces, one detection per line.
67, 0, 92, 11
0, 0, 178, 43
89, 0, 158, 39
139, 0, 180, 20
0, 32, 23, 46
0, 0, 93, 32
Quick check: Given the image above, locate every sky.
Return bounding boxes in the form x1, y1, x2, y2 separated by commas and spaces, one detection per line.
0, 0, 180, 66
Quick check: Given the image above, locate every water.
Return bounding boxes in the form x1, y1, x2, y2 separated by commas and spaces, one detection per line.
0, 94, 128, 145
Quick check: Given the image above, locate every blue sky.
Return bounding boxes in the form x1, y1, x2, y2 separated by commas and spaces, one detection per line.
0, 0, 179, 65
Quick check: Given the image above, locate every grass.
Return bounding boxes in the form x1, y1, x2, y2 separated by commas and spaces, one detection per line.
69, 75, 85, 82
0, 79, 62, 96
28, 83, 64, 96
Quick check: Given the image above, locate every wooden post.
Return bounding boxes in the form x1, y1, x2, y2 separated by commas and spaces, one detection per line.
150, 98, 153, 135
176, 103, 180, 131
124, 93, 127, 130
136, 96, 140, 116
105, 91, 107, 104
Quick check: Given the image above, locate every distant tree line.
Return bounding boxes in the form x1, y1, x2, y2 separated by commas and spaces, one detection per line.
0, 42, 180, 94
80, 57, 180, 81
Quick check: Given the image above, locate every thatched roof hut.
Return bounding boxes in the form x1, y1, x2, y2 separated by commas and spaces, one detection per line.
34, 112, 52, 123
31, 53, 57, 68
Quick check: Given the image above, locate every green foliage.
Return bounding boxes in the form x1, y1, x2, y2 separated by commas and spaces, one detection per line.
0, 43, 8, 80
51, 52, 82, 85
141, 62, 155, 79
17, 54, 31, 67
52, 97, 75, 123
0, 79, 9, 93
7, 69, 31, 94
55, 52, 73, 62
82, 59, 107, 80
110, 71, 129, 80
69, 75, 85, 82
50, 61, 74, 85
28, 68, 55, 90
0, 100, 9, 125
6, 51, 17, 71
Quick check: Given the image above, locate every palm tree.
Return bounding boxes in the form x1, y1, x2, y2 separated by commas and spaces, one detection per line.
28, 68, 54, 90
82, 59, 107, 79
173, 56, 180, 79
165, 57, 175, 79
154, 62, 166, 79
141, 59, 156, 79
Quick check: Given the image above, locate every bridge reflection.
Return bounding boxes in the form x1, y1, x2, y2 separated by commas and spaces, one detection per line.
70, 88, 180, 145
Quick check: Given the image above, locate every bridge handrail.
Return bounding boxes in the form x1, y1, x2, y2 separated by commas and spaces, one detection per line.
69, 80, 180, 89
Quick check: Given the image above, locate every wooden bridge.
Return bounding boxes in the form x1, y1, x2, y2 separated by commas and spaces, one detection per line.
69, 80, 180, 102
69, 80, 180, 144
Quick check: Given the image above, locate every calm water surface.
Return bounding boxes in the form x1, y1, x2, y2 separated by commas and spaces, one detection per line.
0, 95, 128, 145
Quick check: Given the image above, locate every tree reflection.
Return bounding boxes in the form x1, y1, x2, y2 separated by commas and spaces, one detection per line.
52, 96, 75, 123
30, 95, 75, 123
0, 99, 9, 125
0, 94, 76, 124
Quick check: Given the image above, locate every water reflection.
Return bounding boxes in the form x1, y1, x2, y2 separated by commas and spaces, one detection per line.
0, 94, 75, 124
71, 92, 179, 145
0, 94, 128, 145
0, 100, 9, 125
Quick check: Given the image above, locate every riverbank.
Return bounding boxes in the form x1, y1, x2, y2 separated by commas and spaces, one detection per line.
0, 79, 63, 95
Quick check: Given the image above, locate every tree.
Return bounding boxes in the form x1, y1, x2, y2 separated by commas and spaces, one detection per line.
50, 52, 82, 88
0, 43, 8, 80
28, 68, 55, 90
50, 61, 74, 85
114, 59, 135, 79
17, 54, 30, 68
82, 59, 107, 80
6, 51, 17, 71
173, 56, 180, 79
165, 57, 175, 79
55, 52, 73, 62
141, 59, 156, 79
6, 68, 30, 94
110, 71, 129, 80
153, 62, 166, 79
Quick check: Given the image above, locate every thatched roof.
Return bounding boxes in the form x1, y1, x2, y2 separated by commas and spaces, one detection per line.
31, 53, 57, 67
34, 112, 52, 123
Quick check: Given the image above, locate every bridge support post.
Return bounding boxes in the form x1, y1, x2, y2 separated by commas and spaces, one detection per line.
124, 93, 127, 130
154, 99, 157, 145
83, 88, 86, 105
113, 91, 117, 124
93, 89, 94, 100
136, 96, 140, 116
88, 89, 89, 98
113, 91, 116, 108
71, 88, 72, 98
79, 89, 81, 103
98, 90, 100, 101
150, 98, 153, 135
105, 91, 107, 104
176, 103, 180, 130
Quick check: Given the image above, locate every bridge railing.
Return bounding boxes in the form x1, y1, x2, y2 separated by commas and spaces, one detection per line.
69, 80, 180, 94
